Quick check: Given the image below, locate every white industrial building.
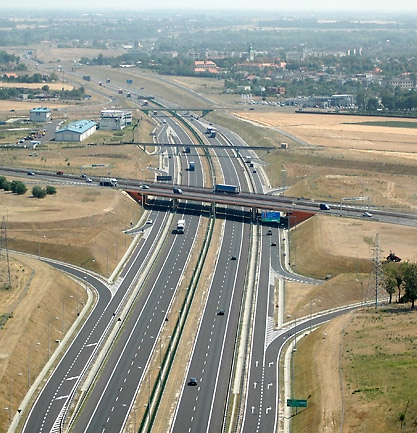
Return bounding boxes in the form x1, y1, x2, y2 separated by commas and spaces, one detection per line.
55, 120, 97, 142
30, 107, 52, 122
99, 109, 132, 130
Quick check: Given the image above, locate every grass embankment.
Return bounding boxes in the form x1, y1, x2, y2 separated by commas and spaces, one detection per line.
292, 306, 417, 433
0, 255, 85, 433
2, 187, 142, 275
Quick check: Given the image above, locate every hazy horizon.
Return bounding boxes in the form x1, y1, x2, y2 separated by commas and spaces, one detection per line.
1, 0, 417, 13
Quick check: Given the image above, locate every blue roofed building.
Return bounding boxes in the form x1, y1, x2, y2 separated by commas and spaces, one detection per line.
54, 120, 97, 142
30, 107, 52, 122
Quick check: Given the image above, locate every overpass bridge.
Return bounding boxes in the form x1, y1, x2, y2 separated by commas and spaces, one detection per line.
123, 142, 275, 151
142, 108, 215, 117
124, 183, 315, 226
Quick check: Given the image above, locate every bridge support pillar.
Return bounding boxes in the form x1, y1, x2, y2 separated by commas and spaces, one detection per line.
251, 207, 257, 223
172, 198, 179, 211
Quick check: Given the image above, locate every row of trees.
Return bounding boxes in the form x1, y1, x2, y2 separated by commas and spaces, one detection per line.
0, 83, 86, 101
1, 72, 56, 83
384, 261, 417, 309
0, 176, 56, 198
0, 176, 27, 195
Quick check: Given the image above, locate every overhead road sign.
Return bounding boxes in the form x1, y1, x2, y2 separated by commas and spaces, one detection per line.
261, 211, 280, 222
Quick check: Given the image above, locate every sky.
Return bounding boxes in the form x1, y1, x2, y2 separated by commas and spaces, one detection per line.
3, 0, 417, 12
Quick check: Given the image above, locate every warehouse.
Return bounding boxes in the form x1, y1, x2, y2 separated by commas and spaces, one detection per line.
55, 120, 97, 142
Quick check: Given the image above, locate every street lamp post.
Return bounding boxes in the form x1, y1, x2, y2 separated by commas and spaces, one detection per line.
28, 342, 40, 388
106, 248, 109, 276
38, 235, 46, 259
8, 377, 12, 421
281, 169, 287, 196
48, 316, 59, 358
62, 295, 73, 335
356, 252, 359, 276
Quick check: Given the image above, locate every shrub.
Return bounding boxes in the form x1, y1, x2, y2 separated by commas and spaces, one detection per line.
11, 180, 27, 195
45, 185, 57, 195
32, 185, 46, 198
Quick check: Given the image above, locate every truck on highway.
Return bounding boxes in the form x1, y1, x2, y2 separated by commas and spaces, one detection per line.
205, 126, 217, 137
215, 184, 240, 194
99, 177, 118, 187
176, 219, 185, 234
189, 161, 195, 171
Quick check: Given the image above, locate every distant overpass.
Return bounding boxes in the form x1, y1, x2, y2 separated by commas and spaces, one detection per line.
141, 108, 215, 117
123, 142, 275, 150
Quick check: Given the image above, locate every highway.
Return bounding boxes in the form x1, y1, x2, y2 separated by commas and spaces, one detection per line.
21, 114, 204, 432
12, 75, 416, 433
170, 118, 253, 432
21, 208, 173, 432
69, 115, 208, 432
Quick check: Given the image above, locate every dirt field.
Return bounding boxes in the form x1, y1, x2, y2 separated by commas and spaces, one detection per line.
234, 111, 417, 156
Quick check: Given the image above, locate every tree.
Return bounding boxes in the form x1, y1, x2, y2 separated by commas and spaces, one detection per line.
14, 181, 27, 195
10, 180, 27, 195
2, 180, 11, 191
401, 262, 417, 309
395, 271, 403, 303
32, 186, 46, 198
366, 97, 380, 111
45, 185, 56, 195
383, 262, 398, 304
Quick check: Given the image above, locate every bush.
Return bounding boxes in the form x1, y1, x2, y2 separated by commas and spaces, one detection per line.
32, 185, 47, 198
45, 185, 57, 195
2, 180, 11, 191
11, 180, 27, 195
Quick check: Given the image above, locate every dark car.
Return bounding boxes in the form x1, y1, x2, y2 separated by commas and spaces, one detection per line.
231, 255, 237, 260
217, 309, 225, 316
267, 229, 272, 235
271, 242, 277, 246
27, 171, 35, 176
188, 377, 198, 386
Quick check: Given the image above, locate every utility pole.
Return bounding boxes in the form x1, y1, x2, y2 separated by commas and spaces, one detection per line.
0, 217, 12, 289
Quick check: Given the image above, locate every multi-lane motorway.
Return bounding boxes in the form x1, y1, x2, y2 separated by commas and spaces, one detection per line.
12, 84, 416, 433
